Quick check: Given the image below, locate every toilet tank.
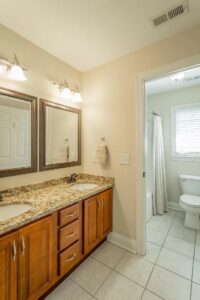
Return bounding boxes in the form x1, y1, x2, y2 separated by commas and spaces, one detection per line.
179, 174, 200, 196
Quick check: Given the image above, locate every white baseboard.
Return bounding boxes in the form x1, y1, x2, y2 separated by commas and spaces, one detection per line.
168, 201, 183, 211
107, 232, 137, 254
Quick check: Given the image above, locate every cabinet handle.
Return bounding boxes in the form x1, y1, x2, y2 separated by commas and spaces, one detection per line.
101, 199, 104, 207
21, 236, 25, 256
98, 198, 101, 209
12, 241, 17, 262
65, 231, 76, 238
65, 213, 74, 217
65, 253, 76, 263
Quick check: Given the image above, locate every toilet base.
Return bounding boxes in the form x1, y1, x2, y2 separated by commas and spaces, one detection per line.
185, 212, 200, 230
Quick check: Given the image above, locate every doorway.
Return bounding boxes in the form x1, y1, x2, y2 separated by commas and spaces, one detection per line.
136, 61, 200, 256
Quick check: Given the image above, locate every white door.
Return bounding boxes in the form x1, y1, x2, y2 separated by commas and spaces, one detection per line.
0, 105, 31, 170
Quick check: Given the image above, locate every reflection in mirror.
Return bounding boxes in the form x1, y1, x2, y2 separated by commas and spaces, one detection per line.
39, 99, 81, 171
0, 88, 37, 177
46, 107, 78, 164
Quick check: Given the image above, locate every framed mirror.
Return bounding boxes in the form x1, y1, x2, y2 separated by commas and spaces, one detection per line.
39, 99, 81, 171
0, 87, 37, 177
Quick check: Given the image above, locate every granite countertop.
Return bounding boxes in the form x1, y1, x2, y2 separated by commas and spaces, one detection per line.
0, 174, 114, 236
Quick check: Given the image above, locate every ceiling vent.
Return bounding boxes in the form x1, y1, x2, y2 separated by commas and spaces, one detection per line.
151, 1, 189, 28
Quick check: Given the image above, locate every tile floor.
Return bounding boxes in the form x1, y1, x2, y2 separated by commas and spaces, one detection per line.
46, 210, 200, 300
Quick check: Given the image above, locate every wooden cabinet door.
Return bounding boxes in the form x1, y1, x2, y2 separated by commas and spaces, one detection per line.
84, 195, 100, 254
18, 216, 53, 300
0, 232, 17, 300
100, 189, 112, 239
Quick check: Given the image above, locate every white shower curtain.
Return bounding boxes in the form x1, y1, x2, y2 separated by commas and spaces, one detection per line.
152, 115, 168, 215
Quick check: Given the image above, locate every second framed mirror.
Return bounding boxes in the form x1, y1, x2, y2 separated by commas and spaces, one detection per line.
39, 99, 81, 171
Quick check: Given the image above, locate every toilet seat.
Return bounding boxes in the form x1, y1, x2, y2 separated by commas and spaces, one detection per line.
180, 194, 200, 208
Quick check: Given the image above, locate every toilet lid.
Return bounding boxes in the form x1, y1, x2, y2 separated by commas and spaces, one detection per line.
180, 194, 200, 207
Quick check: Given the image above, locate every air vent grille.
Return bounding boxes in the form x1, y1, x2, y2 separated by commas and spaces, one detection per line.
151, 1, 189, 28
152, 14, 168, 27
168, 5, 184, 19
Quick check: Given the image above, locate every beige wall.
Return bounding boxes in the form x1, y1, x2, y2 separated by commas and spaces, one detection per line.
1, 22, 200, 242
82, 25, 200, 241
0, 24, 83, 190
147, 85, 200, 204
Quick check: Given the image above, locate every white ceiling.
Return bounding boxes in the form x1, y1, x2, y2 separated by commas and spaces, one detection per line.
145, 66, 200, 95
0, 0, 200, 71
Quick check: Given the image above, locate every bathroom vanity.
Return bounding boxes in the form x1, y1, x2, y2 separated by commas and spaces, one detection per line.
0, 174, 113, 300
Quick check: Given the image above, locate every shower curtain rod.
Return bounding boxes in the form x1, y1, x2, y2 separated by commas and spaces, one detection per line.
152, 111, 160, 116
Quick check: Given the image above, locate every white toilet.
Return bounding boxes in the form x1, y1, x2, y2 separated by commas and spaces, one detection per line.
179, 174, 200, 230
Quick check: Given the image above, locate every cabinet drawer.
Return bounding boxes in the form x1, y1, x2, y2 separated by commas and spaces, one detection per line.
59, 241, 81, 276
58, 203, 79, 227
58, 220, 80, 251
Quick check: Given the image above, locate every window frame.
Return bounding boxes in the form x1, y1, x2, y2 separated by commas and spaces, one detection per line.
171, 102, 200, 162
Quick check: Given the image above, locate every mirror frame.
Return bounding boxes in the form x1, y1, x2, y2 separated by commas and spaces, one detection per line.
39, 98, 81, 171
0, 87, 37, 177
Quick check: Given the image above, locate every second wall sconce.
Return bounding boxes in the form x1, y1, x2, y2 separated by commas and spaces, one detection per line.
0, 54, 27, 81
53, 80, 83, 102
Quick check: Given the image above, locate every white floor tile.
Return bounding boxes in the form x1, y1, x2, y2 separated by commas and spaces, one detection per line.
164, 235, 194, 258
168, 209, 177, 216
146, 228, 166, 246
147, 266, 191, 300
70, 257, 111, 295
191, 283, 200, 300
151, 214, 174, 225
173, 213, 185, 227
92, 241, 125, 268
143, 242, 161, 263
147, 219, 171, 234
115, 251, 154, 287
45, 278, 92, 300
195, 245, 200, 261
196, 231, 200, 245
141, 290, 163, 300
95, 271, 144, 300
169, 225, 196, 243
157, 248, 193, 279
193, 260, 200, 285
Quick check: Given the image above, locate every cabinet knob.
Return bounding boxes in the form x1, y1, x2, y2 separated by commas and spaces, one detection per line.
12, 240, 17, 262
21, 236, 25, 256
65, 213, 74, 218
65, 231, 76, 238
65, 253, 76, 263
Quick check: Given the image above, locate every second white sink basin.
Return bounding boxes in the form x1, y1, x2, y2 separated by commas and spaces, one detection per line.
0, 204, 32, 222
70, 183, 98, 191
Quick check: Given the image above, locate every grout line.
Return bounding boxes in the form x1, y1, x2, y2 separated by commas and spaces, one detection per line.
190, 230, 197, 300
162, 244, 195, 259
69, 277, 96, 298
144, 288, 166, 300
140, 210, 177, 299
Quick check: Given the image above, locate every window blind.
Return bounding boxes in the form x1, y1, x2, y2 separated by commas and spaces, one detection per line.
174, 103, 200, 157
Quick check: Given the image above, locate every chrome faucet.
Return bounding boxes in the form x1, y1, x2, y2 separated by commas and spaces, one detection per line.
67, 173, 78, 183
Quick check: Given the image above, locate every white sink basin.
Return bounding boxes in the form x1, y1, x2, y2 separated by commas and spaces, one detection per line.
70, 183, 98, 191
0, 204, 31, 222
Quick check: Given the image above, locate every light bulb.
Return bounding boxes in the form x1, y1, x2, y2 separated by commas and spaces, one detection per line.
9, 65, 27, 81
0, 64, 7, 74
60, 87, 72, 99
73, 92, 83, 102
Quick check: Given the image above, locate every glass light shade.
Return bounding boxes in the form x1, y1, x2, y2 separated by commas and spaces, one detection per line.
9, 65, 27, 81
73, 92, 83, 102
60, 87, 72, 99
0, 64, 7, 74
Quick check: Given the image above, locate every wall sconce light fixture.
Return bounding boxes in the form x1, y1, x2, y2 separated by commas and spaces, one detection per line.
0, 54, 27, 81
73, 85, 83, 102
53, 80, 83, 102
